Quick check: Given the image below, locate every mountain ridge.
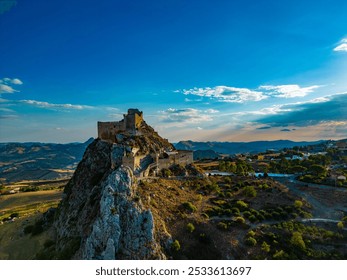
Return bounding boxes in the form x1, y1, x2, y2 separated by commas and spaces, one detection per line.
174, 139, 325, 154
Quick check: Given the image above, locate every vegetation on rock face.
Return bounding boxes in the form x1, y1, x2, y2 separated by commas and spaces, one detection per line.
171, 240, 181, 251
182, 202, 197, 213
186, 223, 195, 233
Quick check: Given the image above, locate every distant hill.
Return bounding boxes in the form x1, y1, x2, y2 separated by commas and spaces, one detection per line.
0, 138, 94, 183
0, 138, 328, 183
175, 140, 324, 155
193, 149, 220, 160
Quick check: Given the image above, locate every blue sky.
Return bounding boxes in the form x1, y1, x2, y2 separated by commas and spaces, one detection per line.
1, 0, 347, 143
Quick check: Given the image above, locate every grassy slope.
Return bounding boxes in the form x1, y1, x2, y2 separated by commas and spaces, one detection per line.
0, 190, 62, 220
0, 189, 63, 259
0, 213, 51, 259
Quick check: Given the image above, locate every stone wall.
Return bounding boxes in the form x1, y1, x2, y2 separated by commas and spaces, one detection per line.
98, 121, 125, 142
156, 151, 193, 170
98, 109, 143, 142
125, 109, 143, 131
175, 150, 194, 165
122, 154, 148, 172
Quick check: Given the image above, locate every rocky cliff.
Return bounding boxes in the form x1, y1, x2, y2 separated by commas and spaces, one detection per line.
53, 139, 171, 259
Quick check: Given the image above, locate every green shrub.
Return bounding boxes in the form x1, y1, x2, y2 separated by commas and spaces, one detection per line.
337, 221, 344, 229
245, 237, 257, 246
273, 250, 286, 259
171, 240, 181, 251
248, 215, 257, 223
243, 211, 251, 218
290, 232, 306, 251
217, 222, 228, 230
256, 213, 265, 221
236, 200, 248, 210
243, 186, 257, 198
207, 183, 220, 193
294, 200, 303, 208
201, 213, 209, 219
226, 192, 233, 198
182, 202, 197, 213
20, 186, 39, 192
231, 207, 240, 214
247, 230, 256, 237
235, 216, 245, 224
261, 241, 271, 253
186, 223, 195, 233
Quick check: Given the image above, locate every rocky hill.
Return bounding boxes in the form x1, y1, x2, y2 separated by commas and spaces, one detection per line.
53, 139, 169, 259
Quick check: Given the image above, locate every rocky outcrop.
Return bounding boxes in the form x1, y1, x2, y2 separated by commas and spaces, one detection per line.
53, 139, 170, 259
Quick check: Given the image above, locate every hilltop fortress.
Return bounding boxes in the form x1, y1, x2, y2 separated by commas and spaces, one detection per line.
98, 109, 144, 141
97, 109, 193, 177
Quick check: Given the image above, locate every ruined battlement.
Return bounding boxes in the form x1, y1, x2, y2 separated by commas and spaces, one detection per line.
98, 108, 143, 142
97, 108, 193, 177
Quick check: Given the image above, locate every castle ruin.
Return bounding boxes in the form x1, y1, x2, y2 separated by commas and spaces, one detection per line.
97, 109, 193, 177
98, 108, 144, 142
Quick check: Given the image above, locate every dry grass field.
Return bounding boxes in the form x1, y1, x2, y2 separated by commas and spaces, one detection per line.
0, 188, 63, 259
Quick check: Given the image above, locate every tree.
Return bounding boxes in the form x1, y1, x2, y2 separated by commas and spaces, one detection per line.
309, 164, 327, 177
171, 240, 181, 251
236, 164, 245, 176
243, 186, 257, 198
290, 232, 306, 251
294, 200, 303, 208
245, 237, 257, 246
291, 165, 307, 175
337, 221, 344, 230
186, 223, 195, 233
261, 241, 271, 253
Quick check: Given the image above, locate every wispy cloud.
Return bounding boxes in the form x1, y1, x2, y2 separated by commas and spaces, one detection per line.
334, 38, 347, 52
159, 108, 213, 124
1, 78, 23, 85
20, 99, 93, 110
259, 84, 321, 98
177, 84, 320, 102
0, 77, 23, 94
0, 84, 18, 94
181, 86, 266, 103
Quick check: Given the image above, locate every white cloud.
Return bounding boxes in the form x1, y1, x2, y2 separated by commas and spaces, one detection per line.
334, 38, 347, 52
0, 77, 23, 94
0, 84, 18, 94
178, 84, 320, 102
11, 78, 23, 85
260, 84, 320, 98
20, 99, 93, 110
182, 86, 267, 103
159, 108, 213, 124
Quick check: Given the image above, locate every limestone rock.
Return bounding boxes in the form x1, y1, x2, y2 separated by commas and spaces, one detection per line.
53, 139, 169, 259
